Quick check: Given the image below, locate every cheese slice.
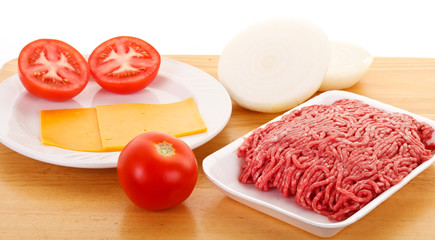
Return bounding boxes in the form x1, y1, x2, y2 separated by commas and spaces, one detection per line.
96, 97, 207, 151
40, 98, 207, 152
40, 108, 104, 152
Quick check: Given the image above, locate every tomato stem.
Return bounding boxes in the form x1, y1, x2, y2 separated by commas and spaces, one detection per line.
156, 141, 175, 156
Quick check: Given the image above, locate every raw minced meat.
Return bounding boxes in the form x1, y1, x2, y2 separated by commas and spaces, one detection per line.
238, 99, 435, 221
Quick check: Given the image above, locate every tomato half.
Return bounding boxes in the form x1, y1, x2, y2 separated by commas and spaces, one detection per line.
18, 39, 90, 101
88, 36, 161, 94
117, 132, 198, 210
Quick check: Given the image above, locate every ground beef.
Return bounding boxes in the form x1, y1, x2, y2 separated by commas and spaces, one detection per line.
238, 99, 435, 221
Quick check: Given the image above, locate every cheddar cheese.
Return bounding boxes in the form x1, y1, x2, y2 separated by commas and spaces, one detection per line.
40, 98, 207, 152
96, 98, 207, 150
40, 108, 104, 152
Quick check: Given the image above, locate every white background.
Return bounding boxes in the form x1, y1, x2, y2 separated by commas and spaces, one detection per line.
1, 0, 434, 68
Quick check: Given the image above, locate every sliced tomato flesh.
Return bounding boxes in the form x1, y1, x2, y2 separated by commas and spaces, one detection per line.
18, 39, 90, 101
88, 36, 161, 94
29, 48, 80, 84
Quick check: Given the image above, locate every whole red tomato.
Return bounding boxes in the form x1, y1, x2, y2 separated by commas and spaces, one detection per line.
117, 132, 198, 210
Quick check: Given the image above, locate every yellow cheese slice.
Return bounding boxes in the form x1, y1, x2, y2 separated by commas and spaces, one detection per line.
40, 98, 207, 152
40, 108, 104, 152
96, 97, 207, 151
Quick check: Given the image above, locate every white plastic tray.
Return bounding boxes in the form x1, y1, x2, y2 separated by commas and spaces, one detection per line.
203, 90, 435, 237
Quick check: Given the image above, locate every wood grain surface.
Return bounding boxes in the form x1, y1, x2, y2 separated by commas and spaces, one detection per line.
1, 56, 435, 239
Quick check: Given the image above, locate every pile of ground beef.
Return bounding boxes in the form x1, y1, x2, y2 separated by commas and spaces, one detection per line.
238, 99, 435, 221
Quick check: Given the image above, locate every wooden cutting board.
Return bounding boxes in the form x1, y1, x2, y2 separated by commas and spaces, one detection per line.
0, 56, 435, 240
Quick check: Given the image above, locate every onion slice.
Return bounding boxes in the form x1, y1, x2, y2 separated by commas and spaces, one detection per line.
319, 41, 373, 91
218, 18, 330, 113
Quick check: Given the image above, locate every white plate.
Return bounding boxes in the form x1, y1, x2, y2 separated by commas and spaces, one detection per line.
203, 90, 435, 238
0, 58, 232, 168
